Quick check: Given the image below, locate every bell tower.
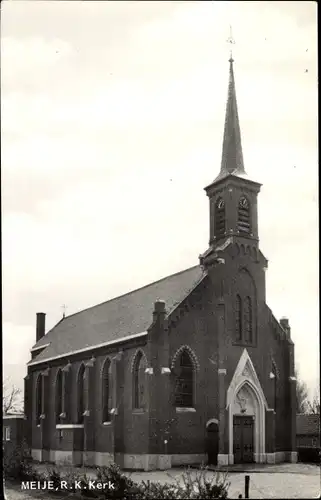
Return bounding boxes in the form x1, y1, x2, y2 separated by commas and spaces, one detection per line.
204, 55, 261, 251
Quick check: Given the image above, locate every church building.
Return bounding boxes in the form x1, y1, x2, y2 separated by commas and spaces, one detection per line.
25, 56, 298, 470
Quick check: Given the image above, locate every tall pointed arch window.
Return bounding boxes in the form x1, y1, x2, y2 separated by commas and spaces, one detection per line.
55, 369, 63, 423
77, 364, 85, 424
243, 296, 253, 343
133, 351, 147, 410
238, 196, 251, 234
35, 374, 43, 425
174, 350, 194, 408
235, 294, 242, 341
272, 363, 278, 413
215, 198, 226, 238
102, 358, 112, 422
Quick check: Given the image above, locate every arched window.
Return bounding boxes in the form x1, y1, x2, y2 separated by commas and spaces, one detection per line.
55, 369, 63, 423
244, 296, 253, 343
36, 375, 43, 425
77, 364, 85, 424
174, 350, 194, 408
235, 295, 242, 342
133, 351, 147, 410
272, 363, 278, 413
237, 196, 251, 234
215, 198, 226, 238
102, 359, 112, 422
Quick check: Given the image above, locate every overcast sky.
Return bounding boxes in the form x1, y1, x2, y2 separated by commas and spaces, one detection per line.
2, 1, 318, 398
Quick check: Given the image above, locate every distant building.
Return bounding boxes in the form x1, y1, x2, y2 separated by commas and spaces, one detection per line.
297, 413, 320, 462
3, 413, 25, 459
24, 56, 298, 471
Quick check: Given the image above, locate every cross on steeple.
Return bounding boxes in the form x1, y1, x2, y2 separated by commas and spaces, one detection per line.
216, 28, 246, 181
201, 27, 263, 258
226, 25, 236, 61
61, 304, 67, 318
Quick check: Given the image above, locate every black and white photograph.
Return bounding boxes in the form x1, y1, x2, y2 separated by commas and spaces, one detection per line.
2, 1, 319, 498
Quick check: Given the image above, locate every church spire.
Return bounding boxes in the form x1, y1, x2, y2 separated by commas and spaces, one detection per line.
216, 55, 246, 181
203, 34, 262, 254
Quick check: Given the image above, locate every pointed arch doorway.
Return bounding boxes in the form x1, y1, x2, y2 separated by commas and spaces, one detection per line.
226, 349, 269, 464
233, 383, 257, 463
206, 419, 219, 465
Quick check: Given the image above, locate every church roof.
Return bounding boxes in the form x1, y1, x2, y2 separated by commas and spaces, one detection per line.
29, 265, 206, 365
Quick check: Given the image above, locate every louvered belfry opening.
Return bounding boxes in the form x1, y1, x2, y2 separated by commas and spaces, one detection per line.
215, 198, 226, 238
238, 197, 251, 234
235, 294, 242, 341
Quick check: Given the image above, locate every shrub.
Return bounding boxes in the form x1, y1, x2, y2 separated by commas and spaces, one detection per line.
6, 461, 230, 500
95, 463, 141, 499
94, 464, 230, 500
3, 440, 40, 482
139, 480, 182, 499
45, 467, 63, 491
42, 466, 97, 498
176, 466, 230, 499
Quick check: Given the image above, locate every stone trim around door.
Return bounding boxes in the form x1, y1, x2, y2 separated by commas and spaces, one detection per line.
226, 349, 270, 464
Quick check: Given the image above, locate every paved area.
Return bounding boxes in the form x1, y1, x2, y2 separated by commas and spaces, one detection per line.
5, 464, 321, 499
128, 468, 320, 498
205, 462, 320, 474
32, 460, 319, 476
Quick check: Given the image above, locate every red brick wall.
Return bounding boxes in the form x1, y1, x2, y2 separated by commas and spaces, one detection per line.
166, 280, 218, 455
3, 417, 25, 459
27, 250, 294, 459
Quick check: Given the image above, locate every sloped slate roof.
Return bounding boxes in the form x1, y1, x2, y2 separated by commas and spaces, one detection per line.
30, 265, 206, 364
296, 414, 320, 435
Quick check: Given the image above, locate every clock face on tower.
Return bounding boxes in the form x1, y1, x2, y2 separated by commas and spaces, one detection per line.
239, 197, 249, 209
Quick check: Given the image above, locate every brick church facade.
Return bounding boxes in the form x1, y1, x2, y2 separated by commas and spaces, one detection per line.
25, 56, 297, 470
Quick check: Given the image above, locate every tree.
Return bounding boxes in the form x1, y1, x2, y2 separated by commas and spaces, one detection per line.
307, 384, 320, 415
3, 377, 23, 414
295, 369, 309, 414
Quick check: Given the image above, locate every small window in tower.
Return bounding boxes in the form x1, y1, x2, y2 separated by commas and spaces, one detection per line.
215, 198, 226, 238
235, 295, 242, 342
244, 296, 253, 343
238, 197, 251, 234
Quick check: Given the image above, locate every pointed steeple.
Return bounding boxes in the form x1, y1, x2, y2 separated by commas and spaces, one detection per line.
215, 56, 246, 182
203, 46, 262, 256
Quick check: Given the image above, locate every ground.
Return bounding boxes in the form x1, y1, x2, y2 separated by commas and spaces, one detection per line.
5, 464, 320, 500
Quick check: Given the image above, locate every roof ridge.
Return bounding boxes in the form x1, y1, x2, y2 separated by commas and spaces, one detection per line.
63, 264, 201, 322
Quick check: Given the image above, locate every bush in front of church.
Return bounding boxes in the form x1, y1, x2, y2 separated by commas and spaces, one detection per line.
90, 463, 230, 499
3, 439, 38, 482
4, 459, 230, 499
95, 463, 140, 499
176, 466, 230, 499
52, 463, 230, 499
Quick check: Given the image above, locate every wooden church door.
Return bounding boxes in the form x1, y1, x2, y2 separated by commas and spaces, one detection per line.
207, 421, 219, 465
233, 415, 254, 463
